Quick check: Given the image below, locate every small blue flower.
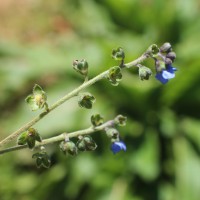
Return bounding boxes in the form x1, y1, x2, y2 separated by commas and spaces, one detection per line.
155, 64, 177, 84
111, 141, 127, 154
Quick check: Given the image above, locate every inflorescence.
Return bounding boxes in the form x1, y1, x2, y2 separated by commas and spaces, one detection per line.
0, 42, 178, 168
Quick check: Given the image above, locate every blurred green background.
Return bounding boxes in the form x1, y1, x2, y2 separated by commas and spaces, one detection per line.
0, 0, 200, 200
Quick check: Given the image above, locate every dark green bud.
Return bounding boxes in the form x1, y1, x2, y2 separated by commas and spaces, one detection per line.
32, 147, 51, 168
146, 44, 159, 57
91, 114, 104, 126
107, 66, 122, 86
76, 139, 86, 151
160, 42, 172, 53
78, 93, 96, 109
112, 47, 125, 61
73, 59, 88, 76
83, 135, 97, 151
138, 65, 152, 80
60, 141, 78, 156
166, 51, 176, 62
17, 128, 42, 149
114, 115, 127, 126
76, 136, 97, 151
105, 128, 119, 139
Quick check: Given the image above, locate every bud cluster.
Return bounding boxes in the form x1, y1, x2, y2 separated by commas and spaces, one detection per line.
154, 42, 177, 84
105, 115, 127, 154
17, 128, 42, 149
60, 135, 97, 156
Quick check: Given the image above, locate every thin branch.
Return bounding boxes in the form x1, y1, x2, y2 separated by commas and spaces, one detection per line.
0, 46, 151, 148
0, 119, 116, 155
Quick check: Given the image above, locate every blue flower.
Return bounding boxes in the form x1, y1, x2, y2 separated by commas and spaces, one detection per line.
111, 141, 126, 154
155, 64, 177, 84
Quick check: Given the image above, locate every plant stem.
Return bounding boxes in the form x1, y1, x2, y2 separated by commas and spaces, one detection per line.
0, 118, 116, 155
0, 47, 151, 148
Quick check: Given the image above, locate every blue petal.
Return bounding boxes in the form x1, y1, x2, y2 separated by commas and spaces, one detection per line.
162, 70, 175, 79
166, 65, 177, 73
111, 141, 126, 154
155, 73, 168, 84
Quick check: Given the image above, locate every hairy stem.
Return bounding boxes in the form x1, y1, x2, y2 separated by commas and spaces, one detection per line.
0, 47, 151, 148
0, 118, 116, 155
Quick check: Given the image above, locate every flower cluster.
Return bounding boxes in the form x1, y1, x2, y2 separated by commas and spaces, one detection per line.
154, 43, 177, 84
105, 115, 127, 154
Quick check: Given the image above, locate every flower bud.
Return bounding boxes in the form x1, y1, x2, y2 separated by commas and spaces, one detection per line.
60, 141, 78, 156
166, 51, 176, 62
160, 42, 172, 53
83, 135, 97, 151
73, 59, 88, 76
138, 66, 152, 80
107, 66, 122, 86
165, 57, 173, 65
112, 47, 125, 61
155, 60, 166, 72
78, 93, 96, 109
17, 128, 42, 149
76, 139, 86, 151
105, 128, 119, 139
25, 84, 47, 111
114, 115, 127, 126
91, 114, 104, 126
32, 147, 51, 168
76, 136, 97, 151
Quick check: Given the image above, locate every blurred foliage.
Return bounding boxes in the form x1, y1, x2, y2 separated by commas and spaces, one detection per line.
0, 0, 200, 200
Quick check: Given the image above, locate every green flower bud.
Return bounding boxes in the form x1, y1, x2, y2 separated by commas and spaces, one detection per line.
17, 131, 28, 145
114, 115, 127, 126
17, 128, 42, 149
76, 139, 86, 151
138, 65, 152, 80
76, 136, 97, 151
107, 66, 122, 86
83, 135, 97, 151
160, 42, 172, 53
25, 84, 47, 111
155, 60, 166, 72
146, 44, 159, 57
73, 59, 88, 76
60, 141, 78, 156
112, 47, 125, 61
105, 128, 119, 139
91, 114, 104, 126
32, 148, 51, 168
78, 93, 96, 109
